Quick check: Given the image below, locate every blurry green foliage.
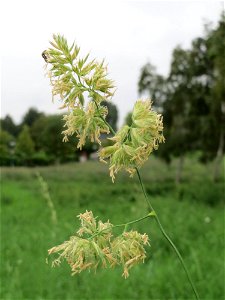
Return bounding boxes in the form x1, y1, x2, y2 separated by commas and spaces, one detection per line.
0, 115, 19, 137
138, 14, 225, 181
0, 129, 15, 165
22, 107, 44, 127
15, 125, 35, 165
0, 99, 118, 166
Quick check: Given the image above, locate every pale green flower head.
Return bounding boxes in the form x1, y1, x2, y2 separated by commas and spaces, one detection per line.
62, 102, 109, 149
99, 99, 165, 181
48, 211, 149, 278
112, 231, 149, 278
43, 34, 115, 149
43, 34, 115, 107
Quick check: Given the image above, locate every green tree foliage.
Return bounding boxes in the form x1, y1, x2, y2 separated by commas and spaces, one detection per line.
0, 105, 116, 166
0, 129, 15, 165
139, 63, 168, 109
30, 115, 48, 151
166, 46, 196, 160
15, 125, 35, 164
0, 115, 19, 137
22, 107, 44, 127
138, 15, 225, 181
42, 115, 74, 161
204, 15, 225, 180
31, 114, 78, 163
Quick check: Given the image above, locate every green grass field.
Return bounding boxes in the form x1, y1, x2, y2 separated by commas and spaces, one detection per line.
1, 157, 224, 299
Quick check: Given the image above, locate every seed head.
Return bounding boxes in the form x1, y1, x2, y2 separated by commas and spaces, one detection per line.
99, 99, 165, 181
48, 211, 149, 278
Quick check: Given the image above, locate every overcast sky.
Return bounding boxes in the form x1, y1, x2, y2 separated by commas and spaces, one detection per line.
1, 0, 223, 126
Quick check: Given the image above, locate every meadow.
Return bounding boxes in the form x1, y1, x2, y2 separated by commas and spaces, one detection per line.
1, 156, 224, 300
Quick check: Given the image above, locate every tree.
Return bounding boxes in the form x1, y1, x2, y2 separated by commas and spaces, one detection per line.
42, 115, 70, 160
138, 16, 225, 182
0, 115, 19, 137
15, 125, 35, 164
139, 45, 211, 182
31, 114, 78, 163
22, 107, 44, 127
205, 14, 225, 181
138, 63, 168, 110
31, 115, 50, 151
0, 129, 15, 166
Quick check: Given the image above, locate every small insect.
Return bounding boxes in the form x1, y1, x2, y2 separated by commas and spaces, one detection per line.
42, 50, 49, 62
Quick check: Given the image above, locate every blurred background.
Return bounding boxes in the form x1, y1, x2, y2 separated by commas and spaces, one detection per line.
1, 0, 224, 299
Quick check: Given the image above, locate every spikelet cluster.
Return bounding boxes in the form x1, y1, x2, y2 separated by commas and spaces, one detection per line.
48, 211, 149, 278
99, 100, 165, 181
43, 34, 115, 147
62, 102, 109, 149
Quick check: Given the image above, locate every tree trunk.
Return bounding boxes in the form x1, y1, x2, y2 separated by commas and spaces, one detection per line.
213, 126, 224, 182
176, 155, 184, 184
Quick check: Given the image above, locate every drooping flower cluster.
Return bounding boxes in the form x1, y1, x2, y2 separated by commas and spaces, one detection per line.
43, 34, 115, 147
99, 100, 165, 181
48, 211, 149, 278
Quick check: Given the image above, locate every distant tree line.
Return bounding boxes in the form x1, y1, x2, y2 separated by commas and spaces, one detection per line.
0, 102, 118, 166
129, 14, 224, 182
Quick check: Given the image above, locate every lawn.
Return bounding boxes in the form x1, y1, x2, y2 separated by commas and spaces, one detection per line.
1, 156, 224, 299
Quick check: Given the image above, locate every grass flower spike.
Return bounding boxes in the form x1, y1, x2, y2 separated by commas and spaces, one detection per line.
48, 211, 149, 278
43, 34, 115, 148
100, 99, 165, 181
62, 102, 109, 149
43, 34, 114, 106
112, 231, 149, 278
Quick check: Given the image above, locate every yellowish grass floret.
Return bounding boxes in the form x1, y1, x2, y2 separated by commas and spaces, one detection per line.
62, 102, 109, 149
43, 34, 115, 149
48, 211, 149, 278
99, 99, 165, 181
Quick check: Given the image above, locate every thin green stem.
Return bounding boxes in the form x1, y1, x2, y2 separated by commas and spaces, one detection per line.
114, 212, 155, 228
88, 213, 154, 240
92, 99, 116, 135
135, 167, 199, 300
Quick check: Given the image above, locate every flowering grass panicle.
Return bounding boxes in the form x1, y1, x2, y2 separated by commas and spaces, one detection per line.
99, 99, 165, 181
112, 231, 149, 278
62, 102, 109, 149
43, 34, 115, 107
43, 35, 199, 299
48, 211, 149, 278
43, 34, 115, 148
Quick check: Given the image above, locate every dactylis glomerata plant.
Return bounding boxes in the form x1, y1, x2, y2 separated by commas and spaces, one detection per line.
42, 34, 199, 298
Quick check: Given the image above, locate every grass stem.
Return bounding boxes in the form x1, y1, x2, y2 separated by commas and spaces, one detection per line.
135, 167, 199, 300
